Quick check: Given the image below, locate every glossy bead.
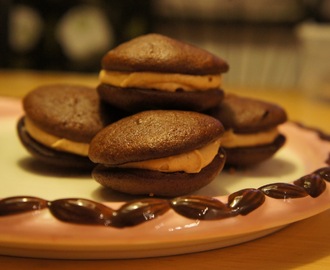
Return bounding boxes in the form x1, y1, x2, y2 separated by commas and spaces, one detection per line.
0, 196, 48, 216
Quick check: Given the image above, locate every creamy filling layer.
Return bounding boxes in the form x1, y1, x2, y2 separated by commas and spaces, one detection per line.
117, 139, 222, 173
99, 70, 222, 92
221, 128, 279, 148
24, 117, 89, 156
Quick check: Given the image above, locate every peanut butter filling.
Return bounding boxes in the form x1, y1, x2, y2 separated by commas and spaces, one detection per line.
24, 117, 89, 156
117, 139, 221, 173
99, 70, 222, 92
221, 128, 279, 148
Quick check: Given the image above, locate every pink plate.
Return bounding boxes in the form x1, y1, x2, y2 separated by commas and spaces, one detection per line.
0, 97, 329, 259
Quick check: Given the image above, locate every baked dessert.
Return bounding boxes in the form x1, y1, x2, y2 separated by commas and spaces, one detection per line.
17, 84, 119, 169
97, 33, 229, 112
89, 110, 226, 196
208, 94, 287, 167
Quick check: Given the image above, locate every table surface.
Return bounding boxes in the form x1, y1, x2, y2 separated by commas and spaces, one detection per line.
0, 70, 329, 270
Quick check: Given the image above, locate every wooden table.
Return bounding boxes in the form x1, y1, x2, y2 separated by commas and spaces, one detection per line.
1, 70, 330, 269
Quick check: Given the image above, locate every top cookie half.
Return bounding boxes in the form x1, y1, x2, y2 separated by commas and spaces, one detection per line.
101, 33, 229, 75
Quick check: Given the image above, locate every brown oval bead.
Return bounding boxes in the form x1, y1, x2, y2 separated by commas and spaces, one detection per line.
294, 173, 327, 198
259, 183, 308, 199
228, 189, 265, 216
315, 167, 330, 182
48, 198, 114, 226
114, 198, 170, 227
170, 195, 233, 220
0, 196, 48, 216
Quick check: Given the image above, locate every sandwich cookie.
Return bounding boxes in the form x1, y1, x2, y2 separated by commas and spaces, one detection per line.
98, 33, 229, 112
89, 110, 226, 197
209, 94, 287, 167
17, 84, 119, 169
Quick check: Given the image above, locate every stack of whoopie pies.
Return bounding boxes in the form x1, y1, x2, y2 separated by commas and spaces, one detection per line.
90, 33, 229, 196
17, 33, 287, 197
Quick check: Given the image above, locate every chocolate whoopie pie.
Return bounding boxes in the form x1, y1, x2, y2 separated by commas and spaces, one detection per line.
89, 110, 226, 197
209, 94, 287, 167
97, 33, 229, 112
17, 84, 120, 169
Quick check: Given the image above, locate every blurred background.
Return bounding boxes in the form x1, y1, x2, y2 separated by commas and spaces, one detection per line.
0, 0, 329, 99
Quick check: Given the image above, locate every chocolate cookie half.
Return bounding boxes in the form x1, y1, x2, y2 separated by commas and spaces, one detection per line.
89, 110, 226, 196
98, 33, 229, 112
17, 84, 120, 169
208, 94, 287, 167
